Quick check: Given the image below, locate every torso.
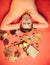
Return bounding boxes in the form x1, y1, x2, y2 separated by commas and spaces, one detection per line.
10, 0, 36, 13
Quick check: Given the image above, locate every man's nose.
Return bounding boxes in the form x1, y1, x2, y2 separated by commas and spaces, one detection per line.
25, 23, 28, 24
25, 18, 29, 21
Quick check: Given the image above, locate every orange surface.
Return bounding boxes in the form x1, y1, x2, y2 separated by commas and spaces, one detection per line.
0, 0, 50, 65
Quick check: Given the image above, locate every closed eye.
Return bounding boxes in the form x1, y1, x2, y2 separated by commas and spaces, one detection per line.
23, 23, 26, 24
28, 23, 31, 24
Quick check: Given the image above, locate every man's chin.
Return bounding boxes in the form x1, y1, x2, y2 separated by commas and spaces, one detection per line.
20, 28, 32, 33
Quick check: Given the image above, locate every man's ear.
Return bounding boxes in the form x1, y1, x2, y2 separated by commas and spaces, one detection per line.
20, 20, 22, 26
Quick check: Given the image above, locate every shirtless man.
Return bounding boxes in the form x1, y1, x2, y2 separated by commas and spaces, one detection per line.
20, 13, 33, 33
1, 0, 49, 30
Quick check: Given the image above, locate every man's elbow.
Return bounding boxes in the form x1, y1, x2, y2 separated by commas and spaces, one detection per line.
45, 23, 49, 28
1, 25, 5, 30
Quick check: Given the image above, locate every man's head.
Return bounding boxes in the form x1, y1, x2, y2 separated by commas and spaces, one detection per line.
20, 13, 33, 33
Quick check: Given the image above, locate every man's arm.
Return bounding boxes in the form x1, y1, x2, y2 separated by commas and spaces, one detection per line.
30, 12, 49, 28
1, 8, 24, 30
28, 0, 49, 28
0, 12, 20, 30
33, 23, 49, 28
1, 23, 20, 30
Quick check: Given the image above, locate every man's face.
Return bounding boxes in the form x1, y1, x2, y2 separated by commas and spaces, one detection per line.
20, 14, 33, 33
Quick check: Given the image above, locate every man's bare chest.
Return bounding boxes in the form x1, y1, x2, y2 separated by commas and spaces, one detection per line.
11, 0, 33, 9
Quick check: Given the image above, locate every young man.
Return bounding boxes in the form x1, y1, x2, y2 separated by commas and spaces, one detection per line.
1, 0, 49, 30
20, 13, 33, 33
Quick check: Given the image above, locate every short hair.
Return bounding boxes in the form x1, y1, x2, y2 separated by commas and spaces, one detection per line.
20, 13, 32, 21
20, 13, 33, 33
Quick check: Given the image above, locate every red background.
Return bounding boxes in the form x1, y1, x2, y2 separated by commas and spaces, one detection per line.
0, 0, 50, 65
